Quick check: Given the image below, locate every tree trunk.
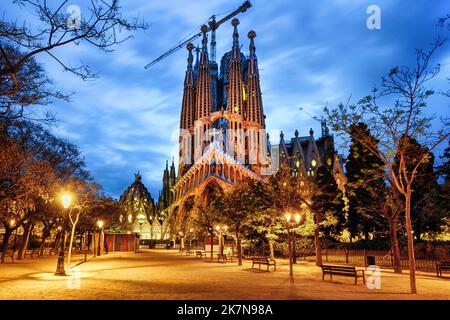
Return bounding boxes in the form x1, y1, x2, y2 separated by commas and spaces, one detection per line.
269, 239, 275, 260
210, 232, 214, 261
53, 231, 61, 252
67, 222, 77, 266
39, 227, 50, 256
17, 223, 33, 260
314, 224, 322, 266
236, 224, 242, 266
389, 217, 402, 273
404, 191, 417, 293
292, 233, 297, 264
1, 229, 13, 253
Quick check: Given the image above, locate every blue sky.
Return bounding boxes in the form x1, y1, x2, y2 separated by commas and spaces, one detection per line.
3, 0, 449, 199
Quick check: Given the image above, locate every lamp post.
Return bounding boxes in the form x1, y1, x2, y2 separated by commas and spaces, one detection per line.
10, 219, 18, 250
189, 228, 194, 249
215, 225, 228, 255
97, 220, 104, 256
55, 193, 72, 276
208, 226, 214, 260
284, 212, 303, 281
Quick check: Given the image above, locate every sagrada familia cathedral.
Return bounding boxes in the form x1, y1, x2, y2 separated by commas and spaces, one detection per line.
119, 18, 346, 242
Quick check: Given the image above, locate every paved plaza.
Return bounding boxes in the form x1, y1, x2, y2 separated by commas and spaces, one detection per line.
0, 250, 448, 300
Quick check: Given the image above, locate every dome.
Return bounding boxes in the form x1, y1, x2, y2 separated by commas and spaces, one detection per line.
119, 172, 155, 224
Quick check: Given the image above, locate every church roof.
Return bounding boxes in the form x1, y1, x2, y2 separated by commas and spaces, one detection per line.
119, 172, 154, 208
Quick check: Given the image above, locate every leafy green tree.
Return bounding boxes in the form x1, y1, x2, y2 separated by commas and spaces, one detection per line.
310, 166, 345, 262
210, 178, 267, 266
345, 123, 388, 241
395, 136, 445, 238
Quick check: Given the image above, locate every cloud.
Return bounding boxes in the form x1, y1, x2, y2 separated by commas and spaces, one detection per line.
2, 0, 448, 198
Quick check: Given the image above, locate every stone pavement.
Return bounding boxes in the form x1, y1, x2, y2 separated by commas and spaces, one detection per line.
0, 249, 448, 300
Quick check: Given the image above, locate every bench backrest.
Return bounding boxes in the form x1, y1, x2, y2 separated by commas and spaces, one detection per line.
321, 265, 356, 273
253, 257, 270, 262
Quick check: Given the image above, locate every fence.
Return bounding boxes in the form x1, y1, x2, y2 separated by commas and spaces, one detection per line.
318, 249, 438, 271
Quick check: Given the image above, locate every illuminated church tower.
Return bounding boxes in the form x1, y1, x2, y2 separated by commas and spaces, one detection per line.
177, 18, 268, 177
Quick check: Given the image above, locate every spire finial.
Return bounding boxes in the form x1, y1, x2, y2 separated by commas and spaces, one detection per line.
165, 160, 168, 169
248, 30, 256, 57
280, 131, 284, 139
201, 24, 208, 50
309, 128, 314, 136
186, 42, 194, 70
232, 18, 240, 47
294, 129, 299, 138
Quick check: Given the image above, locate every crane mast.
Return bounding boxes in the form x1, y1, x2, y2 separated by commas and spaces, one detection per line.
144, 1, 251, 69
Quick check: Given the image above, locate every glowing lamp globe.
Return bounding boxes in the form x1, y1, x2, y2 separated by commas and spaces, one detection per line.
61, 194, 72, 209
284, 213, 291, 223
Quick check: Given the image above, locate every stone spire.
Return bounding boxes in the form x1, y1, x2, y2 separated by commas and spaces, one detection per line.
195, 25, 212, 120
180, 43, 195, 130
162, 160, 170, 208
246, 30, 264, 126
307, 128, 322, 175
227, 18, 245, 116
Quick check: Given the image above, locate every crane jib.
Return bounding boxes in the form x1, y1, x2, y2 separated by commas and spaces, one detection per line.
144, 1, 252, 69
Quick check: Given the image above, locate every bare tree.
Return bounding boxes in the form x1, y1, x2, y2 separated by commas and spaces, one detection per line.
0, 0, 147, 120
325, 38, 449, 293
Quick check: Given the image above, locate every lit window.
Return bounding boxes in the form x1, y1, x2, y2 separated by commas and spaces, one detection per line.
128, 214, 133, 223
296, 160, 300, 168
311, 159, 317, 167
327, 158, 332, 166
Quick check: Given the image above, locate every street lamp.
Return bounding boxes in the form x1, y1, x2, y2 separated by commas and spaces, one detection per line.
215, 225, 228, 255
208, 226, 214, 260
97, 220, 104, 256
178, 231, 184, 253
284, 211, 304, 281
55, 193, 72, 276
188, 228, 194, 252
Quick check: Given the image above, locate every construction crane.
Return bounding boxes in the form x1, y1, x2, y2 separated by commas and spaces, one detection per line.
144, 1, 252, 69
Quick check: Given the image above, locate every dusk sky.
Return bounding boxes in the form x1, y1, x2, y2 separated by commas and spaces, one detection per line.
3, 0, 449, 199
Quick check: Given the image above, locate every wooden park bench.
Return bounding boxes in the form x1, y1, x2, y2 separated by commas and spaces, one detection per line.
436, 261, 450, 278
321, 265, 365, 285
195, 250, 211, 259
1, 250, 16, 263
251, 256, 276, 271
217, 253, 228, 263
155, 244, 167, 249
25, 248, 41, 259
43, 248, 56, 255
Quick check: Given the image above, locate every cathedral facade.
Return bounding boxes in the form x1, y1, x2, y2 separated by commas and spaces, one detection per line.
121, 18, 345, 242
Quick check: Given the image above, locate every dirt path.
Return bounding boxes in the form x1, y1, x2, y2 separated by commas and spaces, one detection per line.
0, 250, 448, 300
